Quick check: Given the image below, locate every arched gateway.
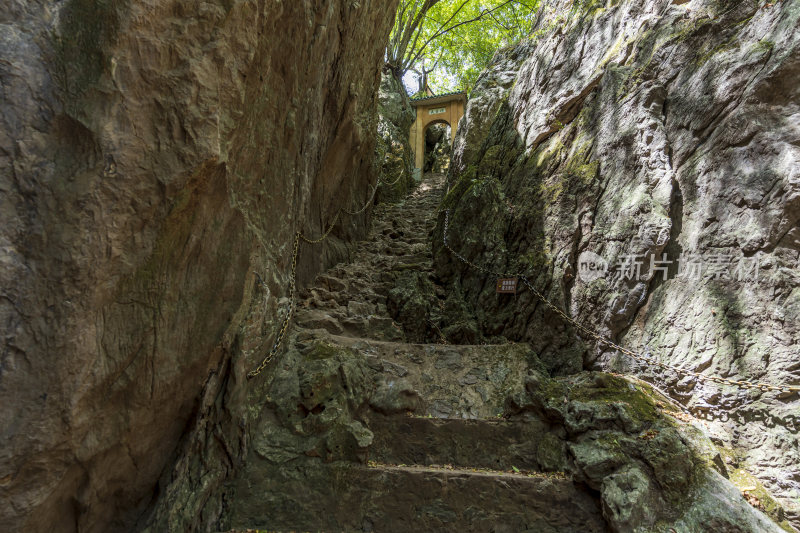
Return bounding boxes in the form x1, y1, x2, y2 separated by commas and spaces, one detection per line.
409, 91, 467, 173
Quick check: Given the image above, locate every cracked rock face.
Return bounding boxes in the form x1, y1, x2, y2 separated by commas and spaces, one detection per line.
435, 0, 800, 527
375, 71, 417, 203
0, 1, 396, 532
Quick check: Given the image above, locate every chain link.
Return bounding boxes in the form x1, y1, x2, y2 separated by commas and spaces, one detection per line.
249, 176, 800, 395
248, 173, 410, 379
300, 211, 341, 244
247, 231, 300, 378
343, 171, 405, 216
442, 209, 800, 395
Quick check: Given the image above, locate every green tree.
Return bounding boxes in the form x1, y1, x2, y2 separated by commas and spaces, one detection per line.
386, 0, 539, 94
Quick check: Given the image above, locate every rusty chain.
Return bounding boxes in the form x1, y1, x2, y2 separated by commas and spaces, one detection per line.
247, 231, 300, 378
247, 173, 409, 379
442, 209, 800, 395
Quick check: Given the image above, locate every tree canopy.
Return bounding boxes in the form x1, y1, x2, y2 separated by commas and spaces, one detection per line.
386, 0, 539, 95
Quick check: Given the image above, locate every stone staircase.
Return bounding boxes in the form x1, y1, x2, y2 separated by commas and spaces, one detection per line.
222, 174, 607, 531
293, 177, 442, 344
219, 174, 780, 532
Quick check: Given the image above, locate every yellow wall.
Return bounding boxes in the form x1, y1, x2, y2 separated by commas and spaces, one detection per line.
409, 98, 465, 171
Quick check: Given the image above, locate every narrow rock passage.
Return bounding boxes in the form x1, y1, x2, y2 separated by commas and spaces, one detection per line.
293, 173, 445, 345
293, 172, 542, 420
225, 173, 608, 532
224, 173, 780, 533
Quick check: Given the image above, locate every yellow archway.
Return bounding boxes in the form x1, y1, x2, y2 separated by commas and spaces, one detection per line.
409, 91, 467, 172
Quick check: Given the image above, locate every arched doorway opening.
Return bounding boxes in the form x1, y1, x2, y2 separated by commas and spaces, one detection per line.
409, 91, 466, 176
423, 121, 452, 173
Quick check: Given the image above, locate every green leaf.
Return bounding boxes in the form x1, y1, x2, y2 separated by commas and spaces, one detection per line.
388, 0, 541, 93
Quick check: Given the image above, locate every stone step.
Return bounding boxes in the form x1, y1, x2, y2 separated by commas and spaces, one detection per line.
315, 274, 348, 292
366, 414, 567, 473
294, 308, 344, 334
340, 316, 405, 341
296, 311, 406, 342
325, 335, 543, 419
301, 286, 348, 306
227, 462, 606, 533
387, 253, 433, 265
345, 299, 379, 316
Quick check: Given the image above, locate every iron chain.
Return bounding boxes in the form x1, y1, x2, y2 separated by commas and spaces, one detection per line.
442, 209, 800, 395
247, 232, 300, 378
248, 174, 408, 378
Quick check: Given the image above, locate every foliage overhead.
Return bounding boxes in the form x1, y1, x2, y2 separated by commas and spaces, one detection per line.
386, 0, 539, 95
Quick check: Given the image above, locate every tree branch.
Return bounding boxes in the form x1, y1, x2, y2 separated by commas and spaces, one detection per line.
404, 0, 516, 70
403, 0, 470, 70
395, 0, 439, 64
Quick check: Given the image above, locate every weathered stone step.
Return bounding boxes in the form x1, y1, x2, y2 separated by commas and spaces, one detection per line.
367, 414, 567, 473
315, 273, 348, 292
300, 286, 348, 307
324, 335, 543, 419
296, 310, 405, 341
227, 461, 607, 532
294, 308, 344, 334
299, 285, 387, 311
386, 253, 434, 265
340, 316, 405, 341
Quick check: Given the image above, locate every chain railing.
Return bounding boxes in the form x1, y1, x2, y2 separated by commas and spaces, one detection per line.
247, 172, 408, 379
442, 209, 800, 395
248, 232, 300, 378
250, 172, 799, 394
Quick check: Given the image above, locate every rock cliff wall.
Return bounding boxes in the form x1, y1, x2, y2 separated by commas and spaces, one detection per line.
375, 70, 416, 202
0, 1, 396, 532
435, 0, 800, 526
